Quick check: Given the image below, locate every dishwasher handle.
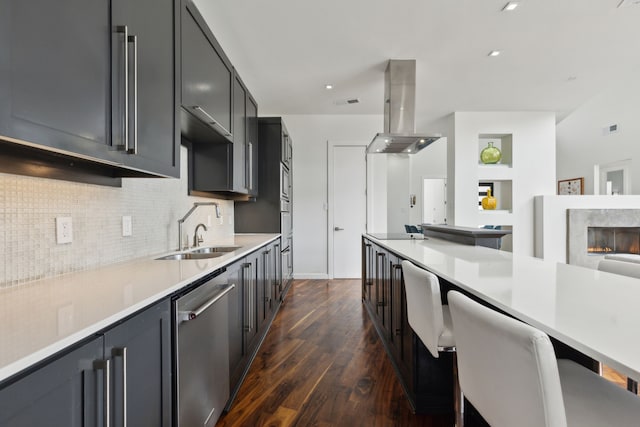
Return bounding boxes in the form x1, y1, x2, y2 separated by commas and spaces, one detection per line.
178, 283, 235, 323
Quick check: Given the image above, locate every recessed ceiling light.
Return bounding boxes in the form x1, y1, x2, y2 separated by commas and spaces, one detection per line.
488, 50, 501, 57
502, 2, 519, 11
325, 84, 333, 90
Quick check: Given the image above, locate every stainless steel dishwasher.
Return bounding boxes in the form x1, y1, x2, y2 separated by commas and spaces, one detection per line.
174, 269, 235, 427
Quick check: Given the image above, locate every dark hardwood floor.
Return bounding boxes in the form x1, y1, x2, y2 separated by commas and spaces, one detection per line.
217, 279, 453, 427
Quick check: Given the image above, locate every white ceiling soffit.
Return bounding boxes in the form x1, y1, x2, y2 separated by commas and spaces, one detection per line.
193, 0, 640, 125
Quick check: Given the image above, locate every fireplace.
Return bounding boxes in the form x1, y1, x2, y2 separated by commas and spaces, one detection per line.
587, 227, 640, 255
567, 209, 640, 268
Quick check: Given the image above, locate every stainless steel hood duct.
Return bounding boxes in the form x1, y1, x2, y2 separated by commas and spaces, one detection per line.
367, 60, 442, 154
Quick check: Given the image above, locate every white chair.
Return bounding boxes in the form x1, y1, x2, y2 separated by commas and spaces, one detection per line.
447, 290, 640, 427
401, 260, 460, 424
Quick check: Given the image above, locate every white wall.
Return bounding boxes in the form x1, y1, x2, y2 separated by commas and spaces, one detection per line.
409, 138, 448, 225
449, 112, 557, 255
557, 80, 640, 195
277, 114, 381, 279
386, 155, 411, 234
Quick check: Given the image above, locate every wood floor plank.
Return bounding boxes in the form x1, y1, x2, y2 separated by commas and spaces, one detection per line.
218, 279, 453, 426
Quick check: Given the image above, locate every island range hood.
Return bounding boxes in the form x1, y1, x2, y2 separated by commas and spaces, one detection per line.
367, 60, 442, 154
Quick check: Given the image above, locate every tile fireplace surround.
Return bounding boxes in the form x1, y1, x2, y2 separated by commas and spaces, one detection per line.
568, 209, 640, 268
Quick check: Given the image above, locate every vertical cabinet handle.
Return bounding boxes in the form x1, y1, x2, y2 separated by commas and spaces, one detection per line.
127, 35, 138, 155
113, 347, 128, 427
116, 26, 129, 153
116, 26, 137, 155
243, 263, 251, 332
247, 142, 253, 191
94, 359, 111, 427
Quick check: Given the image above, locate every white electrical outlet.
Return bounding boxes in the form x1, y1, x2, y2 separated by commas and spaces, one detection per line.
56, 217, 73, 244
122, 215, 132, 237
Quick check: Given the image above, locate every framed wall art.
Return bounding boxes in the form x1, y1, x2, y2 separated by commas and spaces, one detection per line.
558, 177, 584, 195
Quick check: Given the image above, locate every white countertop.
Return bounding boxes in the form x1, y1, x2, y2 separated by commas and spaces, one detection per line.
367, 235, 640, 382
0, 234, 279, 383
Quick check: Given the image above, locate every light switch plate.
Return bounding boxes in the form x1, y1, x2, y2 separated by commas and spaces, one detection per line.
56, 217, 73, 244
122, 215, 132, 237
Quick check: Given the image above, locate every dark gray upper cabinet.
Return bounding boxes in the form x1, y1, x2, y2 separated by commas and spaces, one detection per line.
181, 0, 233, 143
232, 75, 247, 193
246, 93, 259, 197
188, 68, 259, 199
112, 0, 180, 178
0, 0, 180, 180
0, 0, 114, 161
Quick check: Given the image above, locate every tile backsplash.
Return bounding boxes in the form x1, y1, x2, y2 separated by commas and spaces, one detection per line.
0, 146, 233, 288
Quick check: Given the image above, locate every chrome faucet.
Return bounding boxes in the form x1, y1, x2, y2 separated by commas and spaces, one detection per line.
177, 202, 221, 250
193, 223, 207, 247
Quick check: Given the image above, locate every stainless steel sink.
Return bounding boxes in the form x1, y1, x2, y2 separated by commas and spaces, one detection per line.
190, 246, 240, 254
155, 246, 240, 260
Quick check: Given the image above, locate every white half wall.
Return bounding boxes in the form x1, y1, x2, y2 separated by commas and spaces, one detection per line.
278, 114, 382, 278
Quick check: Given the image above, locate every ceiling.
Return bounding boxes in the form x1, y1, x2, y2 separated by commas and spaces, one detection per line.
193, 0, 640, 128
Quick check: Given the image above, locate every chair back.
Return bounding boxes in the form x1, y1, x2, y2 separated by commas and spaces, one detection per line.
401, 260, 444, 358
598, 259, 640, 279
447, 291, 567, 427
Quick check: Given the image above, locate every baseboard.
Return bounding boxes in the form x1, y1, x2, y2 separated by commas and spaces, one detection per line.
293, 273, 329, 280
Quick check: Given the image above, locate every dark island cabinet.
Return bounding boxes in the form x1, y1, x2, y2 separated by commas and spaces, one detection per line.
362, 237, 454, 415
0, 299, 172, 427
0, 0, 179, 178
181, 0, 233, 142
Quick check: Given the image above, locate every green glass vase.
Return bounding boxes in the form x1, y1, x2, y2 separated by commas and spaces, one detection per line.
480, 142, 502, 164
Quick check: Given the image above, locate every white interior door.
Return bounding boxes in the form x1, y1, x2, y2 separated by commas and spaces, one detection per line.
331, 145, 366, 278
422, 178, 447, 224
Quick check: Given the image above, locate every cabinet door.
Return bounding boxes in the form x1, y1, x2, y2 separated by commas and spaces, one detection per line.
389, 254, 405, 362
103, 300, 172, 427
254, 250, 267, 332
232, 75, 247, 193
246, 94, 259, 196
0, 0, 115, 162
112, 0, 179, 177
227, 260, 245, 392
0, 337, 104, 427
362, 240, 375, 305
181, 1, 233, 138
374, 247, 387, 321
273, 240, 282, 302
242, 259, 259, 350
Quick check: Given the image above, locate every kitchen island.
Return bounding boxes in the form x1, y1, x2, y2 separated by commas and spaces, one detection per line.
363, 233, 640, 415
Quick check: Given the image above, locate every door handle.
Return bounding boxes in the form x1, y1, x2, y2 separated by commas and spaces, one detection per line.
334, 227, 344, 231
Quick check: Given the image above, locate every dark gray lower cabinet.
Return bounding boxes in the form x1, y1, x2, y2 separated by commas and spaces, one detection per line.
0, 300, 172, 427
0, 336, 103, 427
103, 299, 172, 427
226, 239, 286, 411
362, 238, 454, 415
